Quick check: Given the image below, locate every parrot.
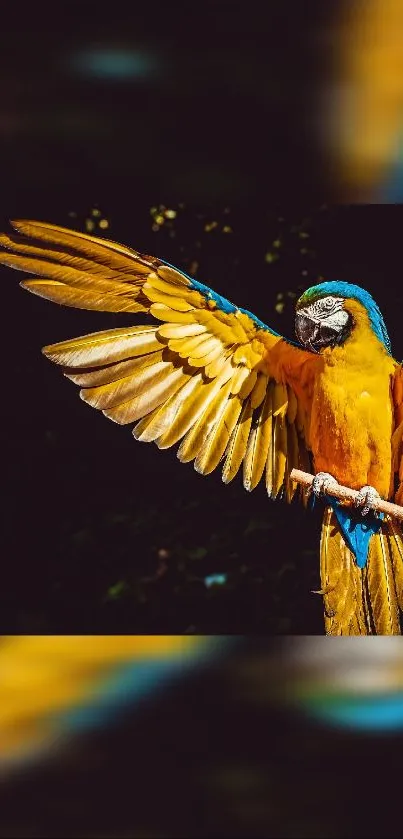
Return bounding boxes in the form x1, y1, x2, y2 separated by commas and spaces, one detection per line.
0, 219, 402, 635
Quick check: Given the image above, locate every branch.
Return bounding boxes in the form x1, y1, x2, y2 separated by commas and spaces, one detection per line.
290, 468, 403, 523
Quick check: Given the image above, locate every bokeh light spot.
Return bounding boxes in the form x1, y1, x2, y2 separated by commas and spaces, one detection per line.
68, 48, 158, 81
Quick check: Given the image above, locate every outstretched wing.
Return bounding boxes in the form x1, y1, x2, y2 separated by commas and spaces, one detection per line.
0, 220, 320, 500
392, 363, 403, 505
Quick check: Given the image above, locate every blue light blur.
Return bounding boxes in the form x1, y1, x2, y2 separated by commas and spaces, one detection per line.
204, 573, 228, 588
303, 692, 403, 731
378, 148, 403, 202
69, 48, 158, 81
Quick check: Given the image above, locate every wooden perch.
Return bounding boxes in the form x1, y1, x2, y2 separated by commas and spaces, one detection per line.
290, 468, 403, 523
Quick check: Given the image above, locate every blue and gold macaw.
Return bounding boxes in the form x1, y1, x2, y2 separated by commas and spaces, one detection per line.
0, 220, 402, 635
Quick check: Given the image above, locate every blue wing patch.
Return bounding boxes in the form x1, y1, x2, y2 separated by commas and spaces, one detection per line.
161, 259, 302, 346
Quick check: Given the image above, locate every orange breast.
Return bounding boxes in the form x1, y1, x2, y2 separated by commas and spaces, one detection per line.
309, 302, 396, 498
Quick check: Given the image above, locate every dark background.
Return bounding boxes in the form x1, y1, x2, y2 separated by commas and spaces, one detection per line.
1, 3, 403, 634
0, 1, 332, 213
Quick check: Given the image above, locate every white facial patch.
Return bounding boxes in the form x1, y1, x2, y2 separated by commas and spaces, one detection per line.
322, 308, 350, 330
306, 295, 347, 327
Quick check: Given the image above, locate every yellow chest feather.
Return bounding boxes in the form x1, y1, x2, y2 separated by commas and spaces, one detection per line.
309, 313, 395, 495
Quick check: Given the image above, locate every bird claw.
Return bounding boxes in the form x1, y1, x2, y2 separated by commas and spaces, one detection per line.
311, 472, 338, 498
354, 485, 380, 517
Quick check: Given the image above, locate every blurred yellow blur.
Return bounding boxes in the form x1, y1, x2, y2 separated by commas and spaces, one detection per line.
3, 635, 403, 776
0, 635, 211, 770
326, 0, 403, 200
1, 637, 403, 838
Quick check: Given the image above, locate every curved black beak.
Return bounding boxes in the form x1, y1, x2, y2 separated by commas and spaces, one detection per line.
295, 311, 343, 352
295, 312, 319, 348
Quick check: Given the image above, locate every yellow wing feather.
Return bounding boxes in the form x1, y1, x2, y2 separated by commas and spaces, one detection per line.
43, 326, 161, 368
222, 400, 255, 484
133, 374, 204, 445
194, 386, 243, 475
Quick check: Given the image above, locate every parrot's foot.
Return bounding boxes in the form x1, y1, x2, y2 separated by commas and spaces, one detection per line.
311, 472, 338, 498
354, 485, 381, 517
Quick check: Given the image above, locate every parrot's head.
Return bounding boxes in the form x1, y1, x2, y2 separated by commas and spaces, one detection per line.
294, 281, 392, 355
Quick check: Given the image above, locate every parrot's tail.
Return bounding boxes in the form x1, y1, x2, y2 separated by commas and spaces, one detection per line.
319, 507, 403, 635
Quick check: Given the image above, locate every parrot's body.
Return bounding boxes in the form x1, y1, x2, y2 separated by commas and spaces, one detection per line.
311, 314, 394, 497
1, 220, 402, 634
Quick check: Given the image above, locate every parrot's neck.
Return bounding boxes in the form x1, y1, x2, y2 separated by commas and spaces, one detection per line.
321, 299, 395, 375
